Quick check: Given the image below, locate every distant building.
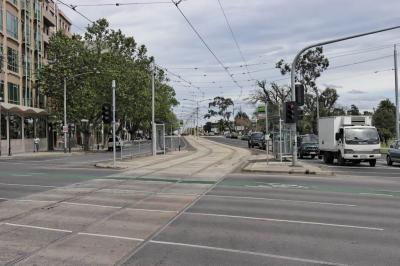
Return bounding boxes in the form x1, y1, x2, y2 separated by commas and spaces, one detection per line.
0, 0, 71, 155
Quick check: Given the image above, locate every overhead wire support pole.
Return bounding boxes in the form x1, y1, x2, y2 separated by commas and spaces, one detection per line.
152, 61, 157, 156
112, 80, 116, 168
290, 25, 400, 166
395, 44, 399, 140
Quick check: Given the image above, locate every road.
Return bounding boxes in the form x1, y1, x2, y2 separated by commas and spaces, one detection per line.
1, 136, 400, 265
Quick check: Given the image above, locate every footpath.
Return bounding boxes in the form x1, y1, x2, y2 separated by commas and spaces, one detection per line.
242, 152, 333, 175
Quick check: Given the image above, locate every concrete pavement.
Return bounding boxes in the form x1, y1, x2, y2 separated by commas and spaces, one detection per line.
0, 136, 250, 265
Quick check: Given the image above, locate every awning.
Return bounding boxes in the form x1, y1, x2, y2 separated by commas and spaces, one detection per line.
0, 102, 48, 115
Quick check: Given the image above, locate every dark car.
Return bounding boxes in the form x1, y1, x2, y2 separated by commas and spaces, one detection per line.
298, 134, 319, 159
248, 132, 265, 149
387, 140, 400, 166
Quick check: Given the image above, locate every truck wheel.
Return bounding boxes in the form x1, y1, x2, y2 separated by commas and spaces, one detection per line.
338, 152, 345, 166
387, 155, 393, 166
248, 143, 251, 148
369, 159, 376, 167
327, 153, 334, 164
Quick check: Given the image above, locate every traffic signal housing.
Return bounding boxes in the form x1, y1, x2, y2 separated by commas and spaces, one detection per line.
284, 101, 297, 124
295, 84, 305, 106
101, 103, 112, 124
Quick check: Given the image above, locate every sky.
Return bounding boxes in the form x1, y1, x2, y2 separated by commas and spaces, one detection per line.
62, 0, 400, 125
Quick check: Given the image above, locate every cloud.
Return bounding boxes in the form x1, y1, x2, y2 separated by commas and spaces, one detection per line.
347, 89, 366, 94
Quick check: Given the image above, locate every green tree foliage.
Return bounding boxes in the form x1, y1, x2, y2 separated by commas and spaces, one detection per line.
348, 104, 361, 115
40, 19, 178, 150
372, 99, 396, 144
276, 47, 330, 134
204, 96, 234, 131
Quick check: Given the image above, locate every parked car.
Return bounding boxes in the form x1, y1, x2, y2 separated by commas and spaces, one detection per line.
107, 136, 123, 151
230, 132, 238, 139
248, 132, 265, 149
240, 134, 250, 141
298, 134, 319, 159
387, 140, 400, 166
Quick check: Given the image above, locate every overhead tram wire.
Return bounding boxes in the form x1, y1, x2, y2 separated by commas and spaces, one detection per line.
69, 2, 171, 7
171, 0, 243, 92
217, 0, 253, 99
57, 0, 94, 23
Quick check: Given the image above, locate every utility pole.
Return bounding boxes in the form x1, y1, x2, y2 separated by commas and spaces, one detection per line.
395, 44, 399, 140
196, 101, 199, 139
64, 77, 67, 153
152, 61, 156, 156
291, 25, 400, 166
112, 80, 116, 168
0, 97, 2, 156
316, 89, 320, 134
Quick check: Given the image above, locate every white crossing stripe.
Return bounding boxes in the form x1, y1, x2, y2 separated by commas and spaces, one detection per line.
0, 182, 57, 188
4, 223, 72, 233
77, 232, 144, 241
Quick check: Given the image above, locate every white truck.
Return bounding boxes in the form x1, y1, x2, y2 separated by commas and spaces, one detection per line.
318, 116, 381, 167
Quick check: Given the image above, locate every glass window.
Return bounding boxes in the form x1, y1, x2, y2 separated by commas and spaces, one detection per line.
9, 114, 22, 139
36, 116, 46, 138
0, 46, 3, 70
0, 81, 4, 102
24, 117, 35, 139
8, 82, 20, 104
7, 47, 19, 73
6, 11, 18, 39
1, 113, 5, 140
8, 0, 18, 6
23, 83, 32, 106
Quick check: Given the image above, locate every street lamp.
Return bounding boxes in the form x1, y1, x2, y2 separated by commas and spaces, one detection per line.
63, 69, 100, 153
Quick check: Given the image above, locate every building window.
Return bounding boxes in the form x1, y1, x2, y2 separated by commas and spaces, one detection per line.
8, 82, 20, 104
6, 11, 18, 39
0, 46, 3, 70
0, 81, 4, 102
1, 113, 6, 140
8, 0, 18, 6
36, 116, 46, 138
9, 114, 22, 139
23, 85, 32, 107
24, 117, 35, 139
7, 47, 19, 73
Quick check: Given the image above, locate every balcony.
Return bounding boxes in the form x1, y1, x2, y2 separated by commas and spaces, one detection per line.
43, 8, 56, 26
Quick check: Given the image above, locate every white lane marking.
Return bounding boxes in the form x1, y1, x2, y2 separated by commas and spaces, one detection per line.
62, 202, 177, 213
359, 193, 394, 197
5, 223, 72, 233
205, 195, 357, 207
150, 240, 347, 266
0, 182, 57, 188
62, 202, 122, 209
11, 174, 33, 177
77, 232, 144, 241
0, 198, 55, 204
187, 212, 384, 231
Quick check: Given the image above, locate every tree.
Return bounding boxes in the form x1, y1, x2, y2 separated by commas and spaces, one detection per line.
373, 99, 396, 144
203, 122, 212, 133
204, 97, 234, 132
276, 47, 330, 134
348, 104, 360, 115
40, 19, 178, 150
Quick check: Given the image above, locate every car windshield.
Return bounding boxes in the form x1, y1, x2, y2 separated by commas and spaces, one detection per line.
345, 128, 379, 145
252, 133, 263, 139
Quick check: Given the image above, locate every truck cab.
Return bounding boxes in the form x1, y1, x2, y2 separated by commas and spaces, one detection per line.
319, 116, 381, 167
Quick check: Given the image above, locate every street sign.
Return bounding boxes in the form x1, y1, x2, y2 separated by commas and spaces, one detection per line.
63, 126, 68, 133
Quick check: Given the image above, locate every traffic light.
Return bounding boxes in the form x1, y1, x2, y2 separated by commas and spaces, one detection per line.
297, 106, 304, 120
295, 84, 305, 106
285, 101, 297, 124
101, 103, 112, 124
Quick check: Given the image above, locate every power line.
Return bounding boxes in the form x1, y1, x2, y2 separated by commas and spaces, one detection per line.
171, 0, 243, 92
57, 0, 94, 23
217, 0, 253, 98
69, 1, 171, 7
327, 54, 392, 71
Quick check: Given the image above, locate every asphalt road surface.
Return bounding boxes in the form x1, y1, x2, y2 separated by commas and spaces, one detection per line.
1, 136, 400, 265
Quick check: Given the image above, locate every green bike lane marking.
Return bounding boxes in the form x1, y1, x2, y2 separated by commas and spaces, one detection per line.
218, 180, 400, 197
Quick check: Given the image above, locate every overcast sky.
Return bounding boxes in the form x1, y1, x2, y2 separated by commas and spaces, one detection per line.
64, 0, 400, 123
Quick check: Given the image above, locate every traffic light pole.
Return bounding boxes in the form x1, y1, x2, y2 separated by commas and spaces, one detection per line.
112, 80, 116, 168
152, 61, 156, 156
64, 78, 67, 153
290, 25, 400, 166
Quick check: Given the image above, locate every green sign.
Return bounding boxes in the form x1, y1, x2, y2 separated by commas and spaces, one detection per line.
257, 105, 265, 113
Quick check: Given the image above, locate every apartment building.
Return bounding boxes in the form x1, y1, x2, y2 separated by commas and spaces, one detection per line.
0, 0, 71, 155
